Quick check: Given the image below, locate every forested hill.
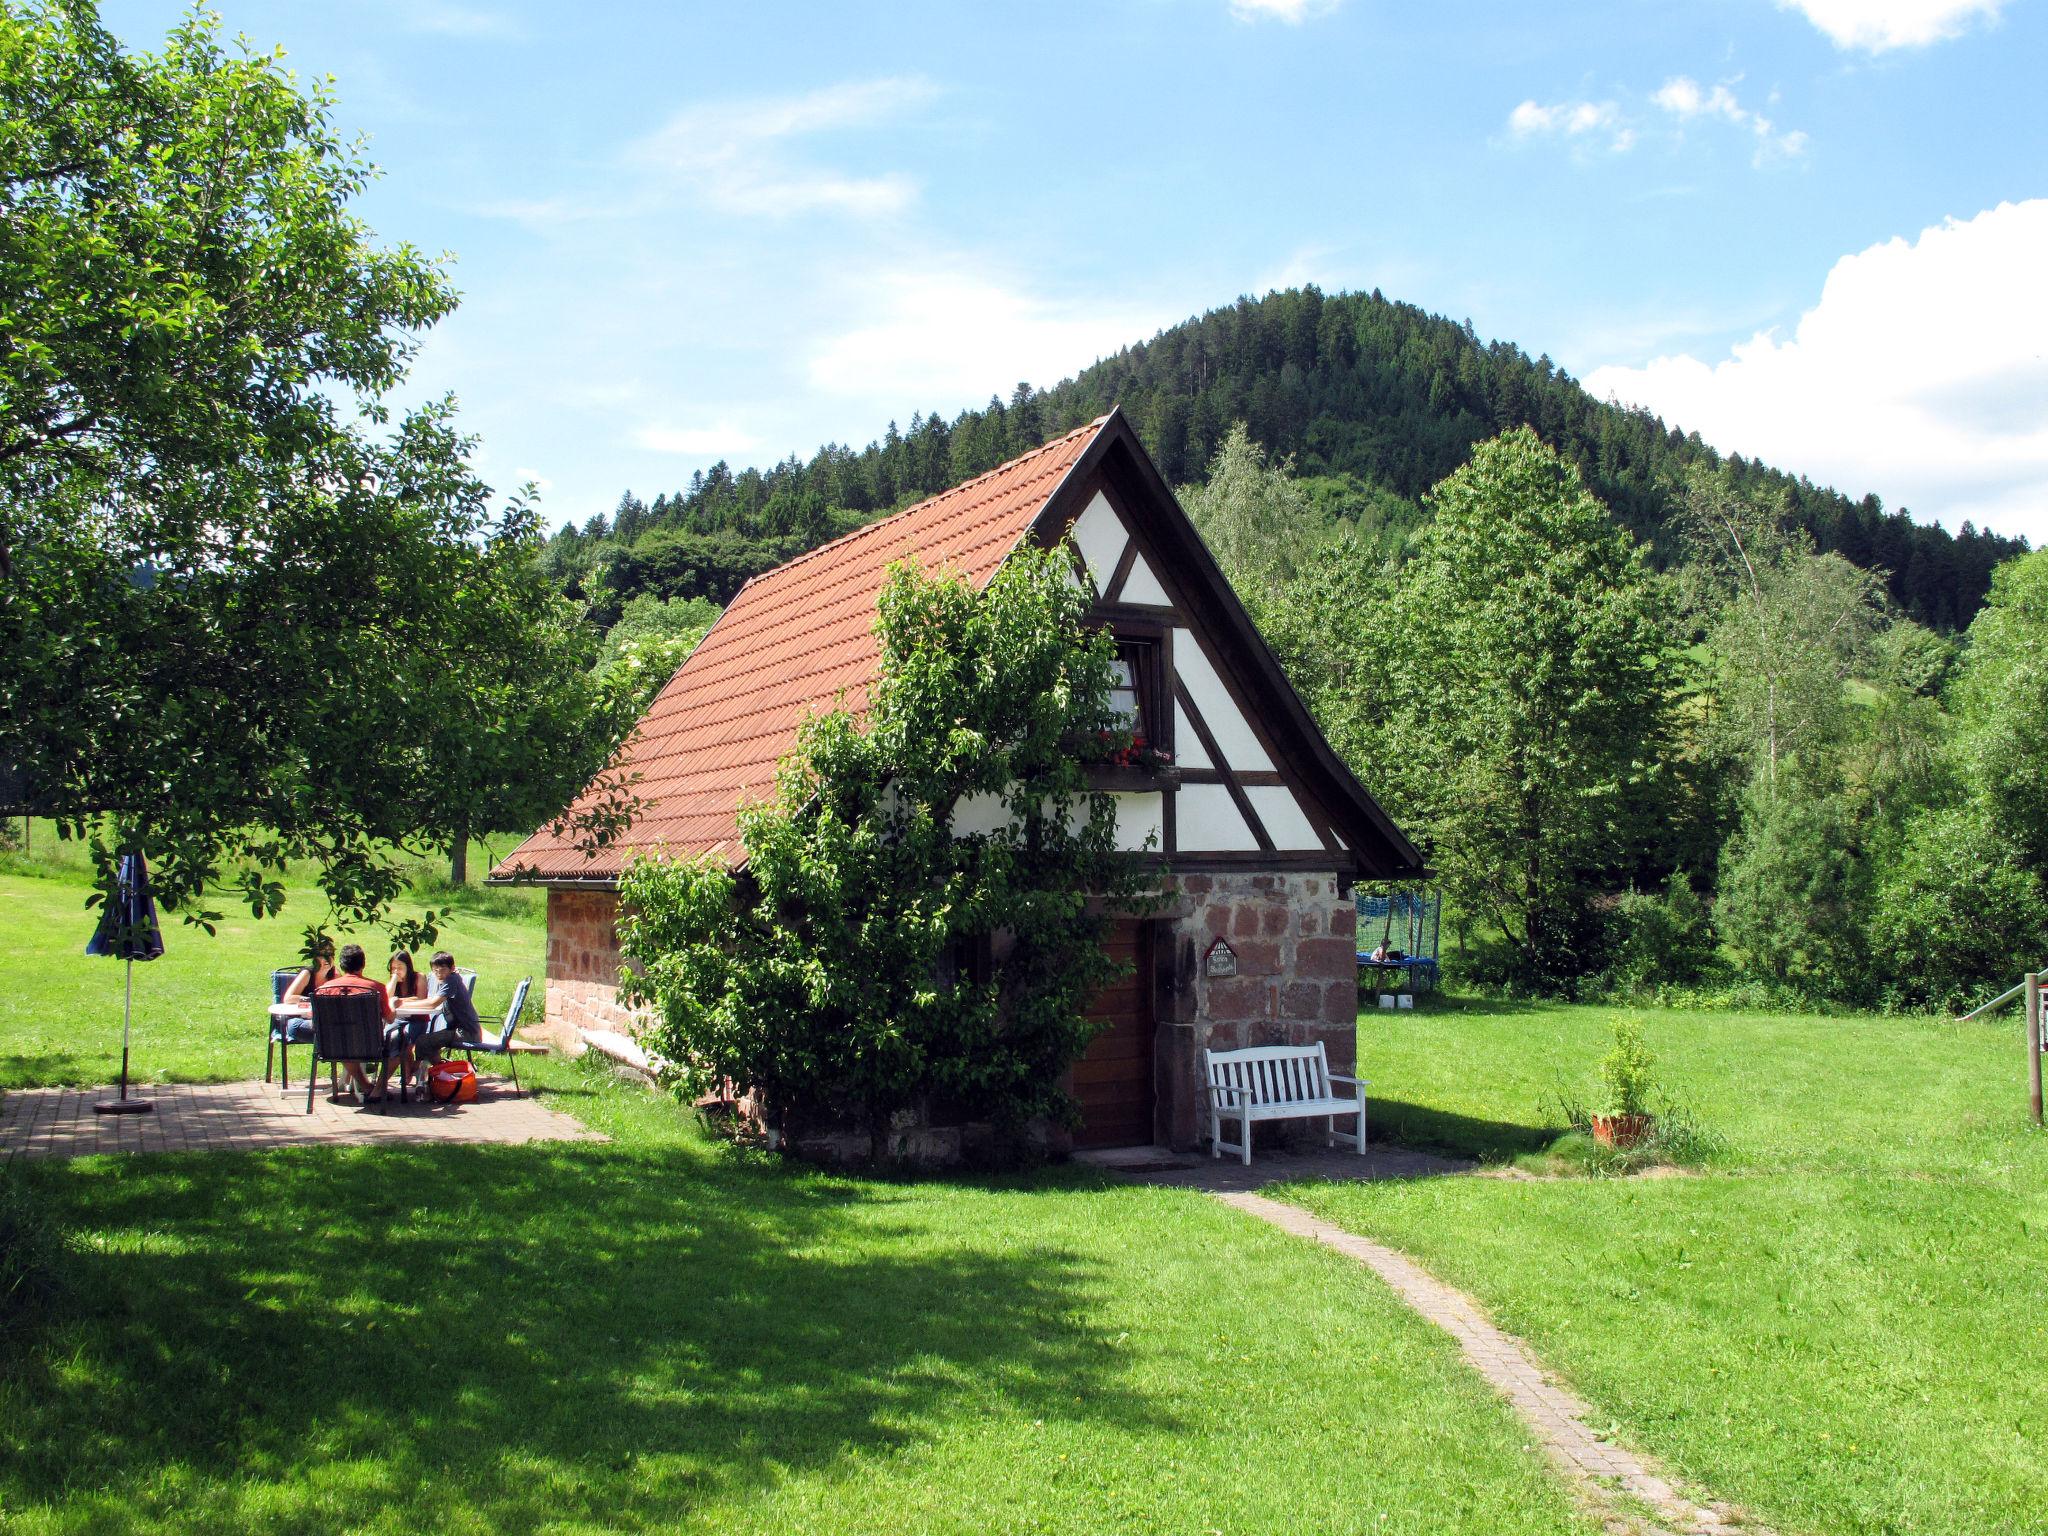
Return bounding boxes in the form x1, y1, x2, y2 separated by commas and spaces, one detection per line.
546, 287, 2022, 631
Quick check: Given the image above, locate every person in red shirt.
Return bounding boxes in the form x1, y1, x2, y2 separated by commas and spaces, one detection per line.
314, 943, 395, 1102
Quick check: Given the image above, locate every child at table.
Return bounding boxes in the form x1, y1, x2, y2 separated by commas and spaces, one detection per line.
407, 951, 484, 1096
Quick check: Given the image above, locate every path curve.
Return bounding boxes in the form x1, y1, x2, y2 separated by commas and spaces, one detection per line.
1215, 1192, 1773, 1536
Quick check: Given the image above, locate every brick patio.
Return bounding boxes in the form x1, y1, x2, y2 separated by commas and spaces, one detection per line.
0, 1079, 604, 1162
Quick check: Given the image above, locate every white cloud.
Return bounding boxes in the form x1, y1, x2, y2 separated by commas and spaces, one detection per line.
1653, 75, 1807, 162
808, 271, 1173, 413
1506, 97, 1634, 152
1585, 200, 2048, 540
401, 4, 527, 40
1777, 0, 2004, 51
632, 423, 766, 457
1228, 0, 1340, 20
629, 77, 937, 219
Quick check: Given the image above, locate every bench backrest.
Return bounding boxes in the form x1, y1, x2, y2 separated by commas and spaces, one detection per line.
1203, 1043, 1332, 1107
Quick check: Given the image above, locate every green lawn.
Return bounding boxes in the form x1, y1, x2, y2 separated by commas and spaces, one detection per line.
0, 868, 544, 1090
0, 871, 1592, 1535
1287, 998, 2048, 1536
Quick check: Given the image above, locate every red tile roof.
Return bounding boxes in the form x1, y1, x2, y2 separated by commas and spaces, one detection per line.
495, 415, 1111, 882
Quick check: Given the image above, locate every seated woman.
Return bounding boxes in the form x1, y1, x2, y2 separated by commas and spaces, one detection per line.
387, 951, 427, 1006
385, 951, 430, 1082
280, 937, 339, 1012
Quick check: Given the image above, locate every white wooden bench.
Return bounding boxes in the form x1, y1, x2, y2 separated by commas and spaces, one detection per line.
1203, 1043, 1367, 1165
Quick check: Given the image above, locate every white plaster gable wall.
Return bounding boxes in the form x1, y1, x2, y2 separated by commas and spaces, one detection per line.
950, 789, 1013, 838
1173, 701, 1212, 768
1172, 629, 1275, 771
1178, 783, 1261, 851
1070, 491, 1128, 594
1112, 792, 1164, 851
1120, 551, 1171, 605
949, 788, 1167, 853
1244, 785, 1322, 850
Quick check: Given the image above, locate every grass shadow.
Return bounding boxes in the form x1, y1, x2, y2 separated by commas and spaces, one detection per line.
0, 1129, 1170, 1532
1368, 1098, 1568, 1163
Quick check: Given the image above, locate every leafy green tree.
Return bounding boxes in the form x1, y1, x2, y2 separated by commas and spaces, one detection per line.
1604, 872, 1715, 990
580, 594, 725, 742
1868, 804, 2044, 1012
0, 4, 628, 931
1715, 777, 1871, 1000
1371, 428, 1677, 983
1176, 425, 1390, 785
1677, 470, 1888, 797
1948, 549, 2048, 868
1179, 424, 1334, 609
620, 547, 1154, 1159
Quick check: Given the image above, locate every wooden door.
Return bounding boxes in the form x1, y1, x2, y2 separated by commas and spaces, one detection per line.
1071, 919, 1157, 1148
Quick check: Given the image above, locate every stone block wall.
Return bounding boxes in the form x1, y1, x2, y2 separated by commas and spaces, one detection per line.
1153, 870, 1356, 1150
544, 888, 644, 1040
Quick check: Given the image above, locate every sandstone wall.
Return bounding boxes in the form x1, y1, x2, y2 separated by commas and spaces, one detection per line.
543, 888, 644, 1039
1152, 870, 1357, 1150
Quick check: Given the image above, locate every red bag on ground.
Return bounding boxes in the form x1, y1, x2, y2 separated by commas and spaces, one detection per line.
428, 1059, 478, 1103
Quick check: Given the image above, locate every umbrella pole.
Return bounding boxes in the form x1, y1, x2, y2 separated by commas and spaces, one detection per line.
120, 958, 132, 1101
94, 953, 152, 1116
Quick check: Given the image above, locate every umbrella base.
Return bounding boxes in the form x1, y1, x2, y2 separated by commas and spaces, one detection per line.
92, 1099, 154, 1116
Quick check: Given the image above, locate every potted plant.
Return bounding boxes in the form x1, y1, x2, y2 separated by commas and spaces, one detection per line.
1590, 1015, 1655, 1149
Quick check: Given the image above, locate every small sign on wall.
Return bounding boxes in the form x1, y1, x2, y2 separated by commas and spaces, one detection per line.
1204, 937, 1238, 978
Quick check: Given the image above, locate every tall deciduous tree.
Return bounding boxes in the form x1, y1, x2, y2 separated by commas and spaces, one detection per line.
620, 547, 1154, 1159
1372, 428, 1676, 981
1677, 471, 1887, 796
0, 3, 630, 932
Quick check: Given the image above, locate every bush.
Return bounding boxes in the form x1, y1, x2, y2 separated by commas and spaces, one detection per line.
1716, 781, 1872, 1004
1604, 871, 1715, 989
1868, 804, 2046, 1013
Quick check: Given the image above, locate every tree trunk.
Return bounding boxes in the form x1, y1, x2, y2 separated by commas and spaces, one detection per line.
449, 829, 468, 886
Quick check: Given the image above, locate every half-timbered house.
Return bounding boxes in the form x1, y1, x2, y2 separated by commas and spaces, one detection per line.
491, 409, 1423, 1151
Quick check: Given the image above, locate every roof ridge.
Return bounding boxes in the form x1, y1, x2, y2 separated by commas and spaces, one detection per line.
749, 414, 1113, 584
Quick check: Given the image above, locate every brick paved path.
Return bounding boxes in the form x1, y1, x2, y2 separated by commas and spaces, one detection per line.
1216, 1193, 1772, 1536
0, 1080, 603, 1162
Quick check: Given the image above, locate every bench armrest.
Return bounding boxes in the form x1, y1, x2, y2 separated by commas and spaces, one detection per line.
1205, 1083, 1252, 1103
1327, 1074, 1369, 1088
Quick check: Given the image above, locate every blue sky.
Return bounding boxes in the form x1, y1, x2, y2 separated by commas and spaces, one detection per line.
107, 0, 2048, 538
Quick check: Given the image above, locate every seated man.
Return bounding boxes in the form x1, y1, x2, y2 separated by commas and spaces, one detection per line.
408, 950, 483, 1096
313, 943, 396, 1102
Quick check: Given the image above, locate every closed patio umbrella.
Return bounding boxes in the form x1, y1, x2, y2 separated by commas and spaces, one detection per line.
86, 851, 164, 1116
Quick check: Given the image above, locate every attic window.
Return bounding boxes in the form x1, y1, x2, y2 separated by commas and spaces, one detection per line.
1110, 640, 1163, 751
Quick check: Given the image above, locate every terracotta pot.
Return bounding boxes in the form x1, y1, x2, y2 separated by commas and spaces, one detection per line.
1590, 1112, 1653, 1149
